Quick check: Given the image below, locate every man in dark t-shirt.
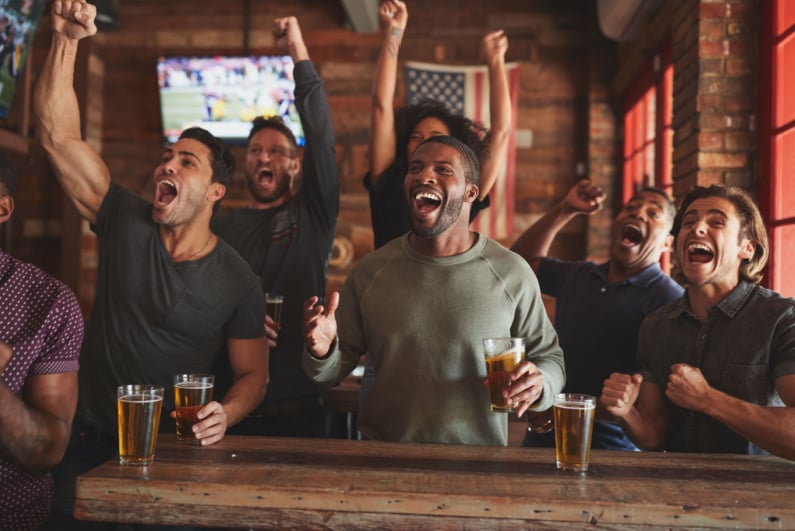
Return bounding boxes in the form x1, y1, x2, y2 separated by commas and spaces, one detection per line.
213, 16, 339, 438
34, 2, 268, 524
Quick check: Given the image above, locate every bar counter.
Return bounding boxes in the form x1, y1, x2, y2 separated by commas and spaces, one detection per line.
75, 435, 795, 530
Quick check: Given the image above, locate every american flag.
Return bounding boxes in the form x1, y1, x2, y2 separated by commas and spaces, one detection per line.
405, 61, 520, 240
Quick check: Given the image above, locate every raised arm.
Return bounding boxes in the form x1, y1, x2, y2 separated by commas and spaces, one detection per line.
477, 30, 510, 201
33, 0, 108, 224
369, 0, 408, 183
274, 17, 338, 225
511, 179, 605, 272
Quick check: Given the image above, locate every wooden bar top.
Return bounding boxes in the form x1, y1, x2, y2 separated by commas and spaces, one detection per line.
75, 435, 795, 530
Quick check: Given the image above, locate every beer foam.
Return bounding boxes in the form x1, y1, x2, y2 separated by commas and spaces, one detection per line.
120, 395, 163, 403
555, 402, 595, 410
175, 382, 213, 390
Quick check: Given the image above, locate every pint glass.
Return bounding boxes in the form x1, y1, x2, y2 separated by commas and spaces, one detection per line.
553, 393, 596, 472
265, 293, 284, 330
117, 385, 164, 465
174, 374, 214, 444
483, 338, 525, 412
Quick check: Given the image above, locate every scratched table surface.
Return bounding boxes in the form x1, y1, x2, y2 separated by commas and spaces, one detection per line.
75, 435, 795, 530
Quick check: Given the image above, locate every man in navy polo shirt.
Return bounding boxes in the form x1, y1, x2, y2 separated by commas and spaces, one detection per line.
512, 179, 683, 450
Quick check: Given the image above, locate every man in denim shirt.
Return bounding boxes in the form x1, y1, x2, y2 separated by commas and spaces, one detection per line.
602, 185, 795, 460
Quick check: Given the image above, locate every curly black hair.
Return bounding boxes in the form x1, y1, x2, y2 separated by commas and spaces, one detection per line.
394, 99, 489, 165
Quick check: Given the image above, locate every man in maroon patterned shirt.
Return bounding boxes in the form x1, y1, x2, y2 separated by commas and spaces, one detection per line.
0, 150, 84, 529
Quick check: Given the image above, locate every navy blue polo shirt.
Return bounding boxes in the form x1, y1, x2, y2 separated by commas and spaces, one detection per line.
538, 258, 683, 398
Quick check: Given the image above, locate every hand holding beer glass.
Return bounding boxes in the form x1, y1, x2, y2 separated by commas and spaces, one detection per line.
553, 393, 596, 472
174, 374, 215, 445
117, 385, 164, 465
483, 337, 525, 412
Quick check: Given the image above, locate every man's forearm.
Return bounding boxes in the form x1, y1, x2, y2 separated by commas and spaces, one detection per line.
0, 384, 70, 472
221, 372, 269, 426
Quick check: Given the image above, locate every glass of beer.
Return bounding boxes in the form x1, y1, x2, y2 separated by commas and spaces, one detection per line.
483, 337, 525, 412
553, 393, 596, 473
117, 385, 164, 466
265, 293, 284, 330
174, 374, 214, 445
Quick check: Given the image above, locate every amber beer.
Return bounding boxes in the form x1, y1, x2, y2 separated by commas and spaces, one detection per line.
553, 393, 596, 472
483, 338, 525, 412
265, 293, 284, 330
117, 385, 164, 466
174, 374, 214, 444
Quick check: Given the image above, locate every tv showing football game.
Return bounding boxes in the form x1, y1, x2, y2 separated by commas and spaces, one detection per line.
0, 0, 47, 119
157, 55, 305, 146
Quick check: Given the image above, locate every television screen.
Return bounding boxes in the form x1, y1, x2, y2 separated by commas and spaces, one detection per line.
0, 0, 47, 119
157, 55, 305, 146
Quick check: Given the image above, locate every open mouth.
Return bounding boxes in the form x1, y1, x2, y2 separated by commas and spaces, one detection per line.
619, 223, 643, 246
156, 178, 177, 206
257, 168, 274, 183
412, 189, 442, 215
687, 242, 714, 263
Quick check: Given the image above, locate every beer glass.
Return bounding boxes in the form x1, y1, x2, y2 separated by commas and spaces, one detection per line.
174, 374, 214, 444
483, 337, 525, 412
265, 293, 284, 330
553, 393, 596, 472
117, 385, 164, 465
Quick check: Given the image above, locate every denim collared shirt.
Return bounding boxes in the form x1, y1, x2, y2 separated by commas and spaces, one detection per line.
638, 281, 795, 454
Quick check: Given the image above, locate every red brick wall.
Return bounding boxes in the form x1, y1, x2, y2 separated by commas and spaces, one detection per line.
671, 0, 759, 199
10, 0, 619, 312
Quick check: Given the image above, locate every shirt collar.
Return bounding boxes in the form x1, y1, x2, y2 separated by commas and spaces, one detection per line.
593, 261, 666, 288
714, 280, 755, 318
668, 280, 755, 320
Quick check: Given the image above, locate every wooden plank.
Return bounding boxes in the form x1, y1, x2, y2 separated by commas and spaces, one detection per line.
75, 436, 795, 530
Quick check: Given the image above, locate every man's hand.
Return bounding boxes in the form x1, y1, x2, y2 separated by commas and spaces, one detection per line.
481, 30, 508, 67
601, 372, 643, 418
273, 16, 308, 61
503, 360, 545, 417
666, 363, 712, 412
302, 292, 339, 358
379, 0, 408, 33
192, 401, 228, 446
264, 315, 279, 348
562, 179, 606, 216
52, 0, 98, 40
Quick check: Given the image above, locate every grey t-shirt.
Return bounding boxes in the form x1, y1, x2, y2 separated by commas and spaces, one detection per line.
78, 182, 265, 435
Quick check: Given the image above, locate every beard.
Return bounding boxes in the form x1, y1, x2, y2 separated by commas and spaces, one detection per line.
411, 194, 464, 239
248, 173, 291, 204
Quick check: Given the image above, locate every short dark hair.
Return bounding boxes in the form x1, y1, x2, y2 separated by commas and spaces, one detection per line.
178, 127, 235, 189
0, 150, 17, 197
416, 135, 480, 187
247, 116, 298, 155
672, 184, 769, 284
635, 186, 676, 226
395, 99, 488, 163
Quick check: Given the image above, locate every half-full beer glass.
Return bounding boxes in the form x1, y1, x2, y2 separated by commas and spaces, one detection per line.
117, 385, 164, 465
553, 393, 596, 472
483, 337, 525, 412
174, 374, 214, 444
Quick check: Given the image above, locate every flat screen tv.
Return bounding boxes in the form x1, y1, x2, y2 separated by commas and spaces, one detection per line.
0, 0, 47, 119
157, 55, 305, 146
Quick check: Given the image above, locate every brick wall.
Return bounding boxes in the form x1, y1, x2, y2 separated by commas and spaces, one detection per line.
671, 0, 759, 199
4, 0, 621, 312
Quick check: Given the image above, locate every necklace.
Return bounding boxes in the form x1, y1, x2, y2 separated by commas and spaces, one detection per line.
186, 233, 214, 261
